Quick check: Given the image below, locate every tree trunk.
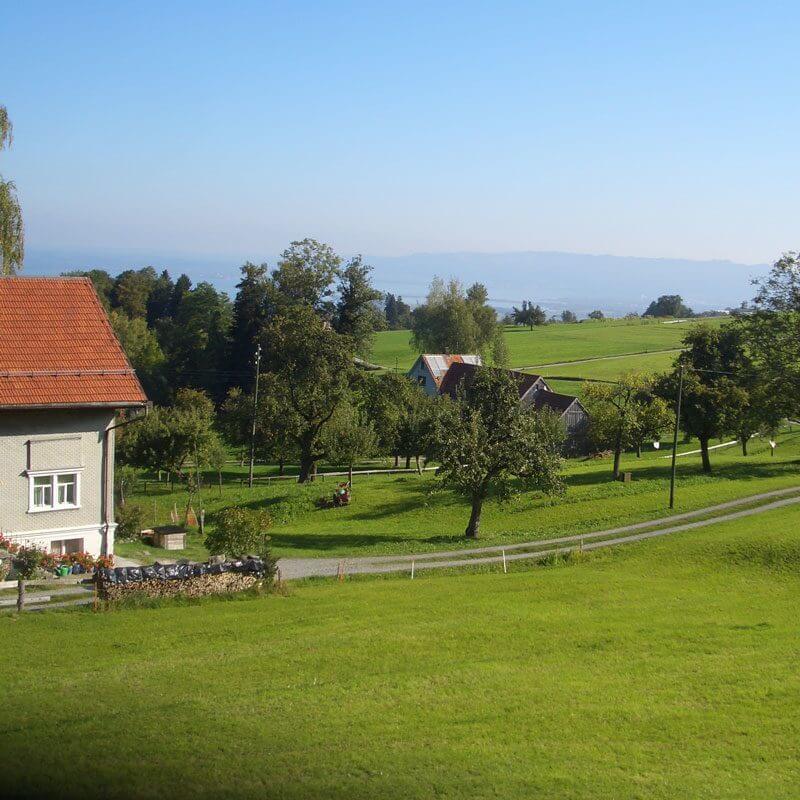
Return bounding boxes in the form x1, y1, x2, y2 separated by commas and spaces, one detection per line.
741, 436, 748, 456
278, 457, 285, 476
636, 442, 642, 458
393, 453, 399, 468
218, 470, 223, 496
119, 480, 126, 506
699, 436, 712, 473
405, 454, 411, 470
415, 455, 422, 474
298, 452, 316, 483
612, 427, 623, 479
465, 496, 483, 538
348, 463, 353, 486
17, 578, 25, 613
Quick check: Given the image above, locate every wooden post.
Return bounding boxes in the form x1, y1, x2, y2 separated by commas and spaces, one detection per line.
337, 560, 344, 582
411, 559, 415, 580
502, 549, 507, 574
16, 578, 25, 613
199, 509, 205, 538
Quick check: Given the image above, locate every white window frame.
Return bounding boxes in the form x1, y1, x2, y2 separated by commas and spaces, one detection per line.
27, 469, 83, 513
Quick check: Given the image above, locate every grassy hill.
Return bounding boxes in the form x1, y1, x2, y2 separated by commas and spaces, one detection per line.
117, 425, 800, 562
371, 317, 724, 373
4, 501, 799, 798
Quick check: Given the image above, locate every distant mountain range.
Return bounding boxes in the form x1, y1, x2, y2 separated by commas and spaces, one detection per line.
22, 247, 769, 317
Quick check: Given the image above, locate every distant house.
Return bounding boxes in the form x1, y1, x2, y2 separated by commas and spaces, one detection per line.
408, 354, 482, 396
437, 361, 590, 455
0, 277, 148, 558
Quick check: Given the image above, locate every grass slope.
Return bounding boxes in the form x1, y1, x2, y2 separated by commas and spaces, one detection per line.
117, 427, 800, 562
371, 318, 723, 371
3, 505, 800, 799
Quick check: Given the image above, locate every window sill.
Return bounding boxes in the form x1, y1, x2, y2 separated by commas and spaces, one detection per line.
27, 505, 81, 514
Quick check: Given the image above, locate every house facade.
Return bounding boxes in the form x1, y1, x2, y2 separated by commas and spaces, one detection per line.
437, 361, 590, 455
408, 354, 482, 396
0, 277, 147, 557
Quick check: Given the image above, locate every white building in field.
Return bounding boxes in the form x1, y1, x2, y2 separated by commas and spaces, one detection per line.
0, 277, 148, 557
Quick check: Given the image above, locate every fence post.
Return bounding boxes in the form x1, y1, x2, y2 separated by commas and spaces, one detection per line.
502, 549, 507, 574
411, 559, 415, 580
16, 578, 25, 613
337, 560, 344, 582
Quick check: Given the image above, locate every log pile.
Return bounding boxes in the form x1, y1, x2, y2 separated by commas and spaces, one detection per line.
96, 559, 269, 602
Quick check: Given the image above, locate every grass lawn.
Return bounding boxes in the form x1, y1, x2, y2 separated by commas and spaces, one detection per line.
3, 503, 799, 798
370, 317, 724, 371
116, 426, 800, 563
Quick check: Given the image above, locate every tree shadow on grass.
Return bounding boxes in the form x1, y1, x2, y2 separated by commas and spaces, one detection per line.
268, 531, 466, 554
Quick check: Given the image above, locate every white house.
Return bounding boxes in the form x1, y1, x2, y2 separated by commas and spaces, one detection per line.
0, 277, 148, 557
407, 354, 482, 396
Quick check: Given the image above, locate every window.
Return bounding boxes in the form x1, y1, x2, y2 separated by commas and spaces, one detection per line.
51, 538, 84, 556
28, 471, 81, 512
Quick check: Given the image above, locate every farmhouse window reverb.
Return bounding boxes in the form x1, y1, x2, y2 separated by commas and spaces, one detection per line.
27, 469, 82, 512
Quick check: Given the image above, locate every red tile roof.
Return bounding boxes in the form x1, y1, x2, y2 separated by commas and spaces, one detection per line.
0, 277, 147, 408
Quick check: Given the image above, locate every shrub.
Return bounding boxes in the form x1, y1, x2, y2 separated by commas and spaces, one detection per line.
116, 504, 146, 541
12, 545, 47, 579
205, 507, 275, 575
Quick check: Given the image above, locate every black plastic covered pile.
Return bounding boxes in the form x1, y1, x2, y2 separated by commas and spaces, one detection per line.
97, 557, 268, 585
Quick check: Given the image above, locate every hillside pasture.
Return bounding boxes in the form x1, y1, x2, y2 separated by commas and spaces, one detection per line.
4, 502, 800, 799
116, 425, 800, 563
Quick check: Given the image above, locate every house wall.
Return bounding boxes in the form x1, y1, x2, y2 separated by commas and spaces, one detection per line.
408, 358, 438, 396
562, 403, 590, 456
0, 409, 117, 557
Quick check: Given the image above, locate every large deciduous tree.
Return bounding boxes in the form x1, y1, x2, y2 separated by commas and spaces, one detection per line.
333, 255, 383, 357
583, 374, 672, 477
264, 306, 357, 482
644, 295, 694, 318
0, 105, 23, 275
432, 368, 564, 538
411, 278, 507, 364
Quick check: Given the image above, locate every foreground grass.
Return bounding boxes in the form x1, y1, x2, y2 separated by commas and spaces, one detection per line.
370, 317, 722, 371
3, 505, 800, 799
118, 427, 800, 562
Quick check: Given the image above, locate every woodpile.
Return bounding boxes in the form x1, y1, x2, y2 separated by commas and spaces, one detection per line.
98, 571, 260, 601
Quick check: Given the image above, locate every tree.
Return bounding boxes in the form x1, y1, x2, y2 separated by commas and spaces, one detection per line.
384, 293, 413, 329
323, 401, 378, 484
160, 282, 232, 401
656, 326, 750, 472
109, 311, 167, 402
263, 306, 356, 482
644, 295, 694, 318
0, 105, 23, 275
229, 262, 272, 387
362, 372, 418, 465
583, 374, 671, 477
512, 301, 547, 330
11, 545, 47, 612
271, 238, 341, 314
333, 256, 383, 357
588, 309, 605, 320
411, 277, 506, 362
396, 387, 439, 471
432, 368, 564, 538
111, 267, 158, 318
561, 310, 578, 323
146, 270, 175, 326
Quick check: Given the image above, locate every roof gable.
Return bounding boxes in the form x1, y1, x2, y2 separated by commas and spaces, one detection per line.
438, 362, 546, 399
0, 277, 147, 408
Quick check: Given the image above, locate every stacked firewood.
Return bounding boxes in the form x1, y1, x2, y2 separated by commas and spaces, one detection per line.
96, 559, 268, 601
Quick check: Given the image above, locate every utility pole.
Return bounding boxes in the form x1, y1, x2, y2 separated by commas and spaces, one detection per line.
248, 344, 261, 489
669, 363, 684, 509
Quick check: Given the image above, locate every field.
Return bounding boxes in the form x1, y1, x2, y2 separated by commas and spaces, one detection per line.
370, 317, 724, 372
116, 426, 800, 563
4, 502, 800, 799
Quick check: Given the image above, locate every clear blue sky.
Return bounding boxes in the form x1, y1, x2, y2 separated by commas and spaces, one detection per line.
2, 1, 798, 265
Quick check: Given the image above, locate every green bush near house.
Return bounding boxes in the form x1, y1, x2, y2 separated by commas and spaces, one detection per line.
115, 503, 146, 541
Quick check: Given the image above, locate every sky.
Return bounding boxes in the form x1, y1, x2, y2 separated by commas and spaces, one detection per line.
2, 1, 799, 268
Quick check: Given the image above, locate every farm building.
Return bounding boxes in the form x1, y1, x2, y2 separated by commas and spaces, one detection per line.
437, 361, 590, 455
408, 354, 482, 396
0, 277, 148, 557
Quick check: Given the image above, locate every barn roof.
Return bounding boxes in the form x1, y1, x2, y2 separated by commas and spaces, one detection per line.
416, 354, 482, 388
438, 361, 546, 399
0, 277, 147, 409
529, 390, 582, 416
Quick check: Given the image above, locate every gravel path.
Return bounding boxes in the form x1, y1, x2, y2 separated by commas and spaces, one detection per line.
277, 485, 800, 580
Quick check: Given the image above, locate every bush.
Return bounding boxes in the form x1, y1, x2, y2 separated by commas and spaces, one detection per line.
12, 545, 47, 579
116, 504, 146, 541
205, 507, 273, 560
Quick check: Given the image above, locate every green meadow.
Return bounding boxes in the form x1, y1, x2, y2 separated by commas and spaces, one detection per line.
370, 317, 724, 371
4, 500, 799, 799
116, 425, 800, 563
